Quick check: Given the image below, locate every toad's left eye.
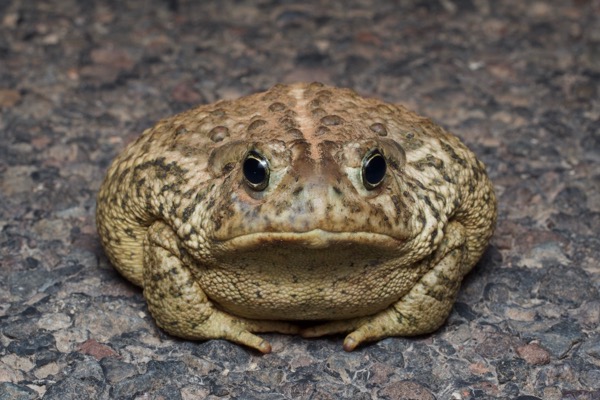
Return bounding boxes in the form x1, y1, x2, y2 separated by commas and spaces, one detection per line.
362, 149, 387, 190
243, 150, 270, 191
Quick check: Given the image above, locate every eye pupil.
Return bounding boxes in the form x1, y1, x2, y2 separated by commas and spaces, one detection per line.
243, 157, 265, 184
243, 151, 269, 190
362, 150, 386, 189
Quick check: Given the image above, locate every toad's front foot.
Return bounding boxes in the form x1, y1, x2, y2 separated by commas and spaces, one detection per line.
143, 221, 299, 353
180, 310, 300, 354
302, 226, 466, 351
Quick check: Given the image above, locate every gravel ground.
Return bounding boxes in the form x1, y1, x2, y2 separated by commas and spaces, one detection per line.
1, 0, 599, 399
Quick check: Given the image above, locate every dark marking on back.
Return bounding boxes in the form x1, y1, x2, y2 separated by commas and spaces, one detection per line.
369, 123, 387, 136
134, 157, 187, 180
315, 126, 330, 136
248, 119, 267, 132
209, 126, 229, 142
391, 195, 404, 215
175, 125, 188, 136
309, 99, 322, 108
124, 227, 137, 239
182, 204, 196, 223
287, 128, 304, 139
429, 227, 438, 248
441, 142, 468, 168
117, 167, 131, 185
320, 115, 345, 126
311, 108, 327, 119
423, 195, 440, 220
268, 102, 286, 112
279, 116, 298, 130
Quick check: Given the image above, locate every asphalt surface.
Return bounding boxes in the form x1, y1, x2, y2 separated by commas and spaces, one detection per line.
0, 0, 599, 399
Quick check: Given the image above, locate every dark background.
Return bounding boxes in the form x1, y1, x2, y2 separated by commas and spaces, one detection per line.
1, 0, 599, 399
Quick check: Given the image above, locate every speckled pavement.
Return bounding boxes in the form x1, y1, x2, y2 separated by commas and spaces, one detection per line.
1, 1, 599, 399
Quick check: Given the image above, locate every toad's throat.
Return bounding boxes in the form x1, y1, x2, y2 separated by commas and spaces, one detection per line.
198, 231, 416, 321
203, 231, 414, 301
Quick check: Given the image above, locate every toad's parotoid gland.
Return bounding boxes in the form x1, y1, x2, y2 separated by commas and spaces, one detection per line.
97, 82, 497, 353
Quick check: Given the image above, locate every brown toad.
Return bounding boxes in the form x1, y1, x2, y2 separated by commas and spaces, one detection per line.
96, 82, 496, 353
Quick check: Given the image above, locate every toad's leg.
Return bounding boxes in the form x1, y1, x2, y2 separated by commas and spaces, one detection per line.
143, 221, 299, 354
302, 222, 467, 351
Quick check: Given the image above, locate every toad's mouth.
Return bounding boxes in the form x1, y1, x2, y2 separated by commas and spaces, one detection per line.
217, 229, 405, 252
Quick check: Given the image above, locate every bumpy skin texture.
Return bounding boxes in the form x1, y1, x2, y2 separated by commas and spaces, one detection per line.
96, 82, 496, 353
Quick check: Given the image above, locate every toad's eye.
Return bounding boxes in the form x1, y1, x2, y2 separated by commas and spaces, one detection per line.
362, 149, 387, 190
243, 151, 270, 191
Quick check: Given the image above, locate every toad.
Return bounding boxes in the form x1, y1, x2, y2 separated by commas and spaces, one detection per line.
96, 82, 496, 353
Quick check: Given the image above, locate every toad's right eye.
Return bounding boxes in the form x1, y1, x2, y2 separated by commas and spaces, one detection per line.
361, 149, 387, 190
